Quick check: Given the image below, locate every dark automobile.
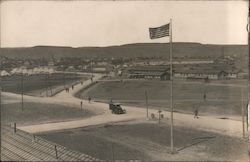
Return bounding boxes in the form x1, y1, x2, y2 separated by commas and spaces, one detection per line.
109, 103, 126, 114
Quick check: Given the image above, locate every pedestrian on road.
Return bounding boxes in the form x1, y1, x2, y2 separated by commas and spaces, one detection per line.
203, 93, 206, 101
194, 108, 199, 119
88, 96, 91, 103
80, 101, 83, 109
81, 81, 83, 85
72, 85, 74, 90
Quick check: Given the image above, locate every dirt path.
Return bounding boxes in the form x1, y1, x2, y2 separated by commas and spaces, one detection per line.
17, 103, 244, 138
2, 73, 246, 138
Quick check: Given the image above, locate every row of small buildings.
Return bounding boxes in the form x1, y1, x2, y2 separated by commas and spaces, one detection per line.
0, 67, 55, 76
127, 66, 169, 80
125, 64, 244, 80
174, 69, 239, 80
1, 63, 245, 81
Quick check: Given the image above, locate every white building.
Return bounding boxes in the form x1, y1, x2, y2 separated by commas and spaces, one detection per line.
10, 67, 55, 75
0, 70, 10, 76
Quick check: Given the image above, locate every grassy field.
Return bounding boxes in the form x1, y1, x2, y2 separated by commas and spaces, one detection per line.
1, 73, 90, 96
38, 121, 248, 161
76, 79, 248, 117
1, 102, 94, 126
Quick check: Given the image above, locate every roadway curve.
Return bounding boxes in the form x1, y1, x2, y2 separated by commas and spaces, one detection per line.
2, 73, 246, 138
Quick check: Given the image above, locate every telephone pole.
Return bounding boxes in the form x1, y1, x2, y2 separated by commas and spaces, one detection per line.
241, 88, 246, 138
91, 60, 93, 79
21, 72, 24, 111
0, 86, 2, 110
0, 77, 2, 110
145, 90, 149, 118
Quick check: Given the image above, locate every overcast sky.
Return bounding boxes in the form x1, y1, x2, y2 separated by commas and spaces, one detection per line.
0, 0, 248, 47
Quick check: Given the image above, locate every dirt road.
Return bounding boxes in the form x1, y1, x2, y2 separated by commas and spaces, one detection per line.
2, 73, 246, 138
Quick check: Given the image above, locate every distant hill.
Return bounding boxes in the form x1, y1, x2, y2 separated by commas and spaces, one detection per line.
0, 43, 248, 59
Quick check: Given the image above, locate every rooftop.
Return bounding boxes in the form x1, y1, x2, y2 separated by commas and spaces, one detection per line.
128, 65, 170, 72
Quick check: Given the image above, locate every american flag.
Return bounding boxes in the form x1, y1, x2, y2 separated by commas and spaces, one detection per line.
149, 23, 170, 39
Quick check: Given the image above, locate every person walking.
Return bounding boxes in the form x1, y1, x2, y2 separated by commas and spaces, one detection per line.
203, 93, 206, 101
88, 96, 91, 103
80, 101, 83, 109
194, 108, 199, 119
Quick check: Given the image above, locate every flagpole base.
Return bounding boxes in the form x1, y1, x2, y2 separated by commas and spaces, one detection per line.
170, 149, 178, 154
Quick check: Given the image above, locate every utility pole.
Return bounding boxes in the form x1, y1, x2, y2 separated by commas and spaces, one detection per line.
242, 88, 246, 138
21, 72, 24, 111
111, 143, 115, 162
45, 74, 48, 97
0, 77, 2, 111
48, 73, 52, 96
0, 86, 2, 111
145, 90, 149, 118
90, 60, 94, 83
75, 71, 77, 82
63, 71, 66, 89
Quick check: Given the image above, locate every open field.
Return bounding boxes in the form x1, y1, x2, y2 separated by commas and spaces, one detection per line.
76, 79, 248, 117
38, 121, 248, 161
1, 102, 95, 126
1, 73, 90, 97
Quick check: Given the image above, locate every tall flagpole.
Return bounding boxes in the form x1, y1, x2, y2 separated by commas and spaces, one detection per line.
170, 18, 174, 153
247, 5, 250, 132
21, 72, 24, 111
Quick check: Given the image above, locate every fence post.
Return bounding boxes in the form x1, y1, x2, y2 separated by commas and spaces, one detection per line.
55, 145, 58, 159
33, 134, 36, 142
158, 110, 162, 125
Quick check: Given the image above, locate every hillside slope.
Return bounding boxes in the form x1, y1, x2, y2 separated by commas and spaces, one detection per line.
0, 43, 247, 59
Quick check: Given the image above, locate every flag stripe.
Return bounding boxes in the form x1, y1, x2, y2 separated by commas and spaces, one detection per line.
150, 30, 169, 34
149, 23, 170, 39
150, 31, 169, 39
149, 30, 169, 38
150, 30, 169, 36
